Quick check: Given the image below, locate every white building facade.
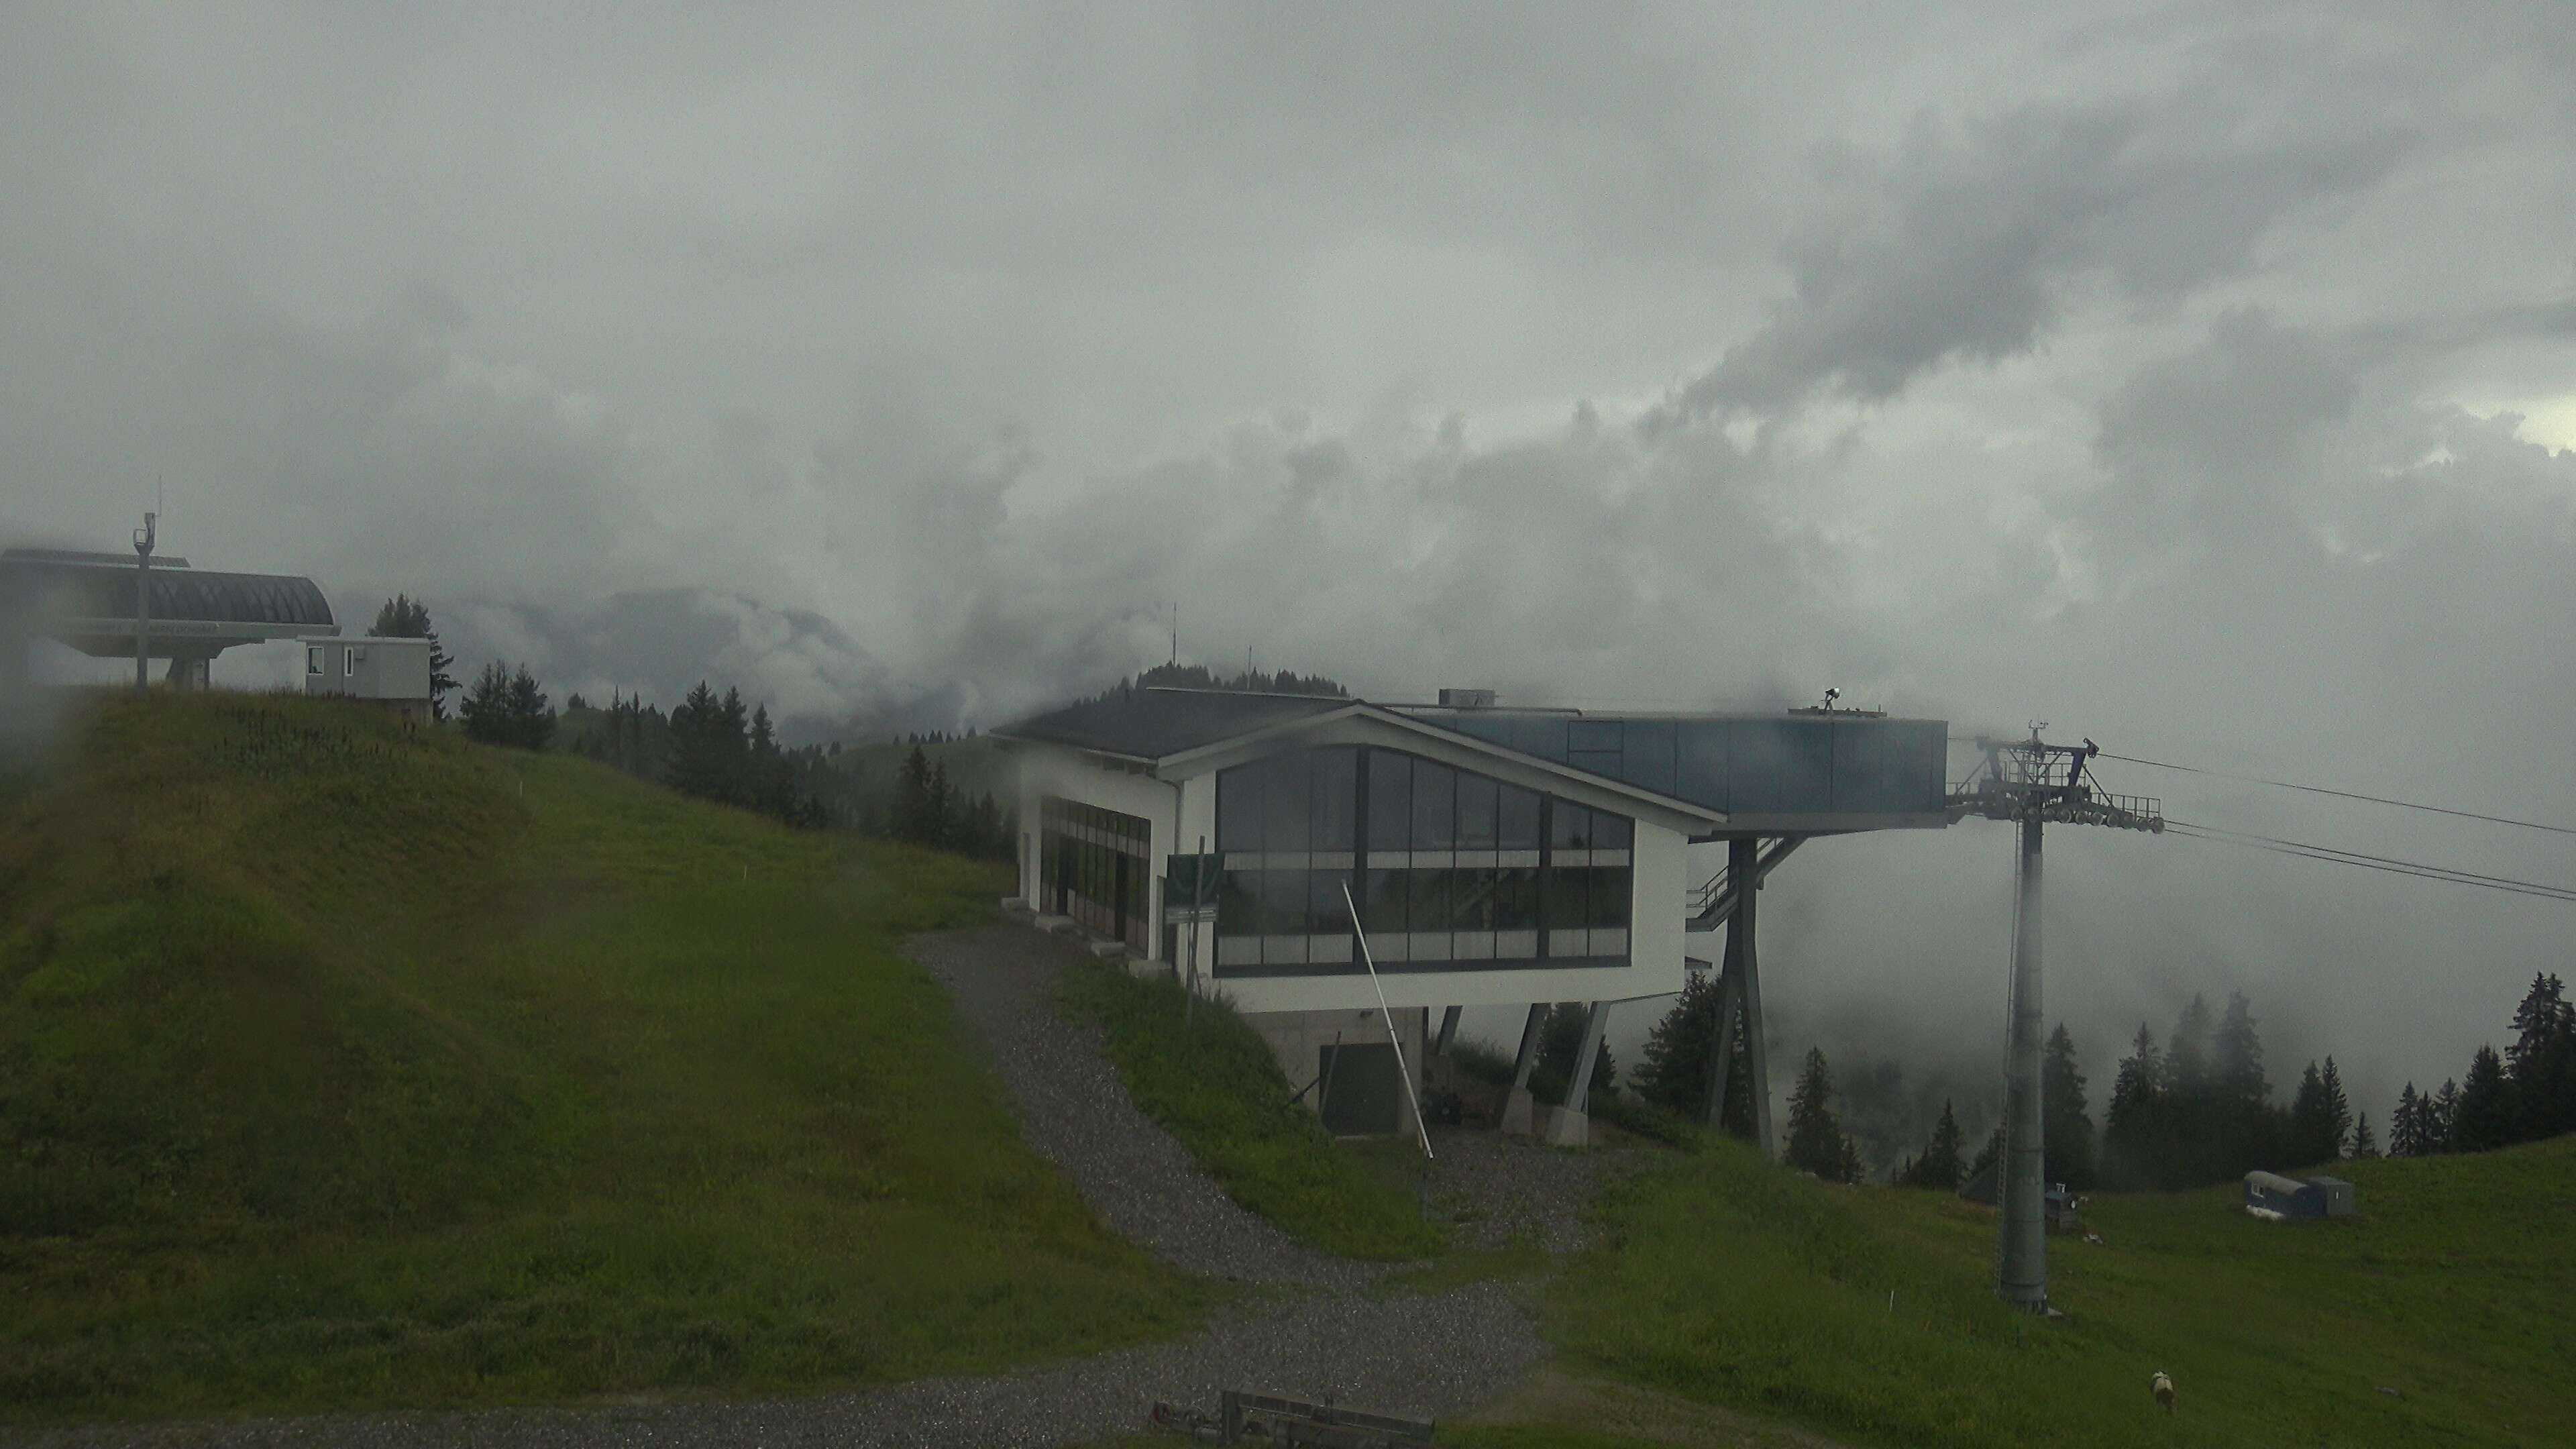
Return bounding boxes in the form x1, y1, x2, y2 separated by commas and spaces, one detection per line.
996, 689, 1729, 1144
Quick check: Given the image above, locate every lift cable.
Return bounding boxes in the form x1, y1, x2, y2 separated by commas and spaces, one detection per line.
2165, 819, 2576, 894
2098, 752, 2576, 838
2162, 819, 2576, 903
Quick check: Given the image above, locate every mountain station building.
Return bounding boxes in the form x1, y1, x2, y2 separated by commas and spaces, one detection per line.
994, 686, 1950, 1146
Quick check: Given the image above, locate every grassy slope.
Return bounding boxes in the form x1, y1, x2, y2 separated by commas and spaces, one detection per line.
1058, 961, 1444, 1262
1548, 1132, 2576, 1448
0, 692, 1216, 1421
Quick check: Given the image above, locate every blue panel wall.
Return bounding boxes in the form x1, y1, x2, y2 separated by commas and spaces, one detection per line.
1430, 711, 1946, 822
1676, 721, 1729, 813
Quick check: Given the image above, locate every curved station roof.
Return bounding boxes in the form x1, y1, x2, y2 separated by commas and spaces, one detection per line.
2, 548, 337, 659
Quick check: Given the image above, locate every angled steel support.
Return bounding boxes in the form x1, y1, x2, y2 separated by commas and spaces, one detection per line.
1546, 1000, 1612, 1147
1703, 956, 1746, 1130
1715, 837, 1776, 1155
1434, 1004, 1462, 1056
1500, 1002, 1547, 1136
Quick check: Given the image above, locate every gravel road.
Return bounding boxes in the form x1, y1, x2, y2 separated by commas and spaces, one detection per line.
10, 924, 1612, 1448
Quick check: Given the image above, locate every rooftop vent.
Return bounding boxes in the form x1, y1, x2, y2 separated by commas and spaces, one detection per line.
1437, 688, 1497, 709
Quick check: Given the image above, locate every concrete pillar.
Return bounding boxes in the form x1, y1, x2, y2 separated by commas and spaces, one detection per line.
1545, 1000, 1611, 1148
1434, 1005, 1461, 1055
1500, 1003, 1547, 1136
1703, 960, 1745, 1129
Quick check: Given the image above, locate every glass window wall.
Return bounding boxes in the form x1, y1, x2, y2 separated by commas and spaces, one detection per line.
1214, 745, 1633, 977
1039, 796, 1151, 953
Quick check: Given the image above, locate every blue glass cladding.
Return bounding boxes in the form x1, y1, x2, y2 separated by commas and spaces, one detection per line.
1439, 713, 1946, 818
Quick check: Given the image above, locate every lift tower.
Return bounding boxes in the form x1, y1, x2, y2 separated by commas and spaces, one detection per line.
1949, 730, 2160, 1311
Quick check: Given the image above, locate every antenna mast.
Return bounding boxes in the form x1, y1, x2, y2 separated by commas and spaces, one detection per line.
131, 510, 157, 694
1949, 729, 2161, 1313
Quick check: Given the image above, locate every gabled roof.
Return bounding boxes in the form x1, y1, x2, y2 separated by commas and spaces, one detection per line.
992, 687, 1347, 761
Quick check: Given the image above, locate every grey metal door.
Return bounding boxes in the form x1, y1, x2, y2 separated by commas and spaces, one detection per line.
1317, 1042, 1399, 1136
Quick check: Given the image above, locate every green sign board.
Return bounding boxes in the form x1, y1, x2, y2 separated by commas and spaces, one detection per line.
1164, 853, 1222, 915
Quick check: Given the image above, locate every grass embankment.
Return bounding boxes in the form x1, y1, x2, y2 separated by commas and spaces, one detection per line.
1534, 1132, 2576, 1448
0, 692, 1218, 1421
1059, 961, 1443, 1262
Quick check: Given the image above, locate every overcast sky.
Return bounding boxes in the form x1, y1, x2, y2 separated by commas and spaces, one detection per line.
6, 2, 2572, 1134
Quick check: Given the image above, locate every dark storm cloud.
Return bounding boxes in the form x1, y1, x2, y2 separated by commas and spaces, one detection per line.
5, 1, 2573, 1122
1658, 78, 2410, 425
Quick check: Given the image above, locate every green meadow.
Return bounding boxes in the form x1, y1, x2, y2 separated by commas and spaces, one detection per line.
0, 692, 1217, 1421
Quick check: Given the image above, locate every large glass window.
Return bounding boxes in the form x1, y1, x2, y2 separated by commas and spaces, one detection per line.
1263, 755, 1309, 853
1040, 796, 1151, 953
1498, 784, 1541, 849
1214, 745, 1635, 977
1411, 761, 1455, 850
1456, 774, 1497, 849
1312, 749, 1356, 859
1367, 752, 1411, 853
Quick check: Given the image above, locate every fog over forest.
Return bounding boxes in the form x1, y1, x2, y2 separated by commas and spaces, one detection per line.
7, 4, 2572, 1144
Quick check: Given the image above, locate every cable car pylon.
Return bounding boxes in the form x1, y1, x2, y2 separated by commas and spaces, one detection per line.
1949, 727, 2162, 1313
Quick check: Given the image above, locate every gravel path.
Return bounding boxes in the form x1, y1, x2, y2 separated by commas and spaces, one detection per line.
1426, 1124, 1644, 1255
908, 927, 1379, 1289
9, 924, 1582, 1448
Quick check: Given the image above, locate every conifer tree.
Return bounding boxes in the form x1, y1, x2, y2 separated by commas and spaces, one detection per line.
1538, 1003, 1616, 1103
1898, 1099, 1967, 1189
716, 688, 750, 804
2318, 1057, 2352, 1158
2102, 1023, 2162, 1187
2453, 1044, 2512, 1152
1966, 1124, 2003, 1190
505, 665, 553, 750
2041, 1023, 2096, 1189
1633, 971, 1721, 1115
2165, 995, 2212, 1099
927, 761, 957, 849
2390, 1083, 2424, 1157
2349, 1111, 2378, 1159
893, 746, 936, 845
2290, 1061, 2335, 1165
2427, 1078, 2461, 1152
667, 681, 728, 800
1784, 1047, 1849, 1179
2211, 991, 2273, 1175
459, 661, 511, 745
2506, 973, 2575, 1142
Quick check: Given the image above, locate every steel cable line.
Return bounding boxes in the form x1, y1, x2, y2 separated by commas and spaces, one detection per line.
2165, 819, 2576, 894
2097, 752, 2576, 837
2163, 820, 2576, 902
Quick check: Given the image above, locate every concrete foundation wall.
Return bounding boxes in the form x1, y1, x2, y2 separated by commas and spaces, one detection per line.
1246, 1006, 1428, 1126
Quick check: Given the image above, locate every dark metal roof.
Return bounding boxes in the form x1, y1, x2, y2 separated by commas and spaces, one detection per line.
2, 547, 193, 568
2, 554, 334, 629
1, 549, 337, 624
996, 687, 1348, 759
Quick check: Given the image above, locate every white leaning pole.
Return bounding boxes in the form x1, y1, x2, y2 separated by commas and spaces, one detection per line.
1342, 882, 1436, 1185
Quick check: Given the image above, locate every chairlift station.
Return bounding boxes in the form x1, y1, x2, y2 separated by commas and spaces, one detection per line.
998, 684, 2161, 1311
995, 690, 1955, 1143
